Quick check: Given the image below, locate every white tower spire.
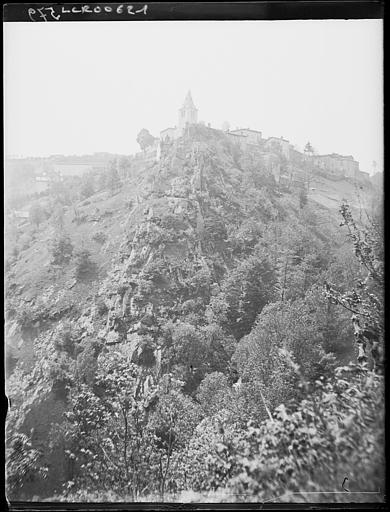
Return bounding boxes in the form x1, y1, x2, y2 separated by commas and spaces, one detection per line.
178, 90, 198, 131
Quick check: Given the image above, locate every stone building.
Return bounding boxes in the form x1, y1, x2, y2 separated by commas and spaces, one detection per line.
160, 127, 177, 142
229, 128, 263, 145
264, 136, 291, 159
311, 153, 360, 178
160, 91, 198, 141
178, 90, 198, 131
226, 131, 247, 147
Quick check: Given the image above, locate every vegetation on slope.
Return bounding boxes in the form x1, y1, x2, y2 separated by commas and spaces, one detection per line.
5, 126, 384, 502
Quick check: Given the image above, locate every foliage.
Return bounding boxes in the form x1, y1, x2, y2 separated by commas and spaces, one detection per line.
6, 433, 48, 498
92, 231, 107, 245
29, 203, 46, 227
80, 174, 95, 199
106, 162, 122, 193
118, 156, 132, 180
217, 365, 384, 502
50, 234, 74, 265
13, 300, 48, 331
221, 249, 277, 339
53, 321, 80, 358
49, 180, 73, 206
161, 321, 235, 393
50, 204, 65, 230
137, 129, 156, 151
73, 248, 96, 280
299, 186, 308, 209
5, 134, 384, 503
174, 412, 242, 493
324, 203, 384, 371
196, 372, 232, 417
304, 141, 314, 156
60, 350, 159, 499
148, 388, 202, 495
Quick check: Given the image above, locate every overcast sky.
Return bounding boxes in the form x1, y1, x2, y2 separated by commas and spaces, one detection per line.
4, 19, 383, 173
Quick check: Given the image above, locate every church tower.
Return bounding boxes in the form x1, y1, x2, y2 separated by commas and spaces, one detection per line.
178, 91, 198, 131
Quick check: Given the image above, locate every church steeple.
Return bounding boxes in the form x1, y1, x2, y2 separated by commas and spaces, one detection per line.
183, 90, 196, 109
178, 90, 198, 130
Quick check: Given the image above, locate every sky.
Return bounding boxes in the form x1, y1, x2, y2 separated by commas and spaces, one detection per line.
4, 19, 383, 174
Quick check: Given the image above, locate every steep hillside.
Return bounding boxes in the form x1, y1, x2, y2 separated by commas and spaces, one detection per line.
5, 125, 383, 501
5, 126, 345, 378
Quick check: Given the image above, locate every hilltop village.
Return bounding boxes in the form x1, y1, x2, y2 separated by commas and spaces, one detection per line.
5, 91, 373, 224
5, 89, 384, 503
142, 91, 369, 185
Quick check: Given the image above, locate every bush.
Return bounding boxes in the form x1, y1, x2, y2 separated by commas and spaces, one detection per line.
196, 372, 232, 416
96, 298, 108, 316
209, 365, 385, 502
73, 249, 96, 280
92, 231, 107, 245
19, 232, 34, 252
6, 433, 48, 499
15, 301, 42, 330
53, 322, 80, 357
51, 235, 74, 265
29, 203, 47, 228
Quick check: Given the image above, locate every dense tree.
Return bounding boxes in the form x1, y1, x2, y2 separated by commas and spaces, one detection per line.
148, 387, 202, 497
299, 185, 308, 208
136, 129, 156, 151
304, 141, 314, 156
73, 248, 96, 280
6, 433, 48, 500
221, 249, 277, 339
106, 162, 122, 194
80, 174, 95, 199
196, 372, 232, 417
59, 350, 159, 499
29, 203, 46, 227
324, 203, 384, 371
118, 156, 132, 180
50, 234, 74, 265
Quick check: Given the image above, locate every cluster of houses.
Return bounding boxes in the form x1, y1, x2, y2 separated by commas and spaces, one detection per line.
7, 92, 370, 226
157, 91, 369, 182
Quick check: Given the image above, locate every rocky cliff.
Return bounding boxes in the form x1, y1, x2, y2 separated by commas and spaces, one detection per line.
5, 125, 377, 499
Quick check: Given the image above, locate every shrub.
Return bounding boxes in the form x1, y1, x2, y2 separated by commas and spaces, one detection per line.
92, 231, 107, 245
29, 204, 47, 228
6, 433, 48, 499
53, 322, 80, 357
196, 372, 232, 416
210, 365, 385, 502
96, 298, 108, 316
51, 235, 74, 265
73, 249, 96, 280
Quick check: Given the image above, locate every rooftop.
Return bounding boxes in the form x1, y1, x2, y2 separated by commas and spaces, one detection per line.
227, 131, 247, 137
230, 128, 262, 135
313, 153, 356, 161
266, 136, 290, 143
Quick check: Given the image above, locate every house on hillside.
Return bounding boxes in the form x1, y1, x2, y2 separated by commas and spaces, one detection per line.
14, 210, 30, 219
226, 131, 247, 147
289, 146, 305, 166
311, 153, 360, 179
229, 128, 263, 146
12, 209, 30, 226
34, 174, 51, 193
53, 163, 93, 177
264, 136, 291, 159
356, 170, 370, 183
160, 127, 177, 142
